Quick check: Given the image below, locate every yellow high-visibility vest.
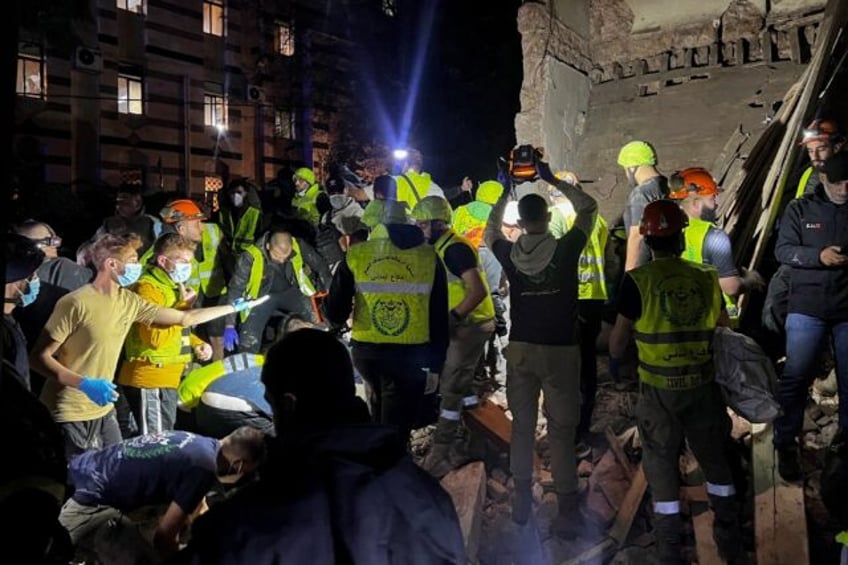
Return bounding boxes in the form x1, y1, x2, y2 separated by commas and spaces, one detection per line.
629, 258, 722, 390
221, 206, 261, 252
682, 217, 740, 322
293, 183, 322, 226
434, 230, 495, 324
242, 239, 316, 321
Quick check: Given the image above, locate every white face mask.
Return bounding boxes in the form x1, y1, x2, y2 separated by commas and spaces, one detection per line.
231, 193, 244, 207
170, 262, 192, 284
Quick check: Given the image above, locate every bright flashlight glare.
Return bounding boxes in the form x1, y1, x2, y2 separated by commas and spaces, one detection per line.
393, 149, 409, 160
216, 123, 227, 133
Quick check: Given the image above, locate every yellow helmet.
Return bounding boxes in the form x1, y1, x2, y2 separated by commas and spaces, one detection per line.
617, 141, 656, 168
476, 180, 504, 205
412, 196, 453, 223
293, 167, 316, 185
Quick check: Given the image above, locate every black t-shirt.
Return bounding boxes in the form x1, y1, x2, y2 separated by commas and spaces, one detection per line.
442, 240, 478, 278
2, 315, 30, 391
623, 176, 668, 266
615, 274, 642, 321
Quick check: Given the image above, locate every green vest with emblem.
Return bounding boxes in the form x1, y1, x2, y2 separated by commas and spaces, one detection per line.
124, 266, 193, 366
682, 217, 740, 322
242, 239, 316, 322
221, 206, 261, 252
395, 171, 432, 211
434, 230, 495, 324
346, 239, 435, 344
629, 258, 722, 391
551, 202, 609, 301
293, 184, 322, 226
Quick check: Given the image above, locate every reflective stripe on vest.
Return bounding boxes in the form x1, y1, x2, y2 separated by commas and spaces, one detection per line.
124, 266, 193, 366
177, 353, 264, 409
434, 230, 495, 324
346, 239, 435, 345
683, 217, 740, 321
629, 258, 722, 390
197, 223, 227, 297
222, 206, 261, 252
554, 203, 608, 300
796, 166, 815, 199
293, 184, 322, 226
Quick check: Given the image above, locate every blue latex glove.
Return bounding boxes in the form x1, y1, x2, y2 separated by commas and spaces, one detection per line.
608, 356, 622, 381
223, 327, 240, 351
79, 378, 118, 407
232, 298, 251, 313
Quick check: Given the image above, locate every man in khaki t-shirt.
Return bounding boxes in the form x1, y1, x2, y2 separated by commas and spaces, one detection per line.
32, 234, 256, 459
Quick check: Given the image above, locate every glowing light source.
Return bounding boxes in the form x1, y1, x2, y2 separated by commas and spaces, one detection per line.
215, 122, 227, 133
392, 148, 409, 161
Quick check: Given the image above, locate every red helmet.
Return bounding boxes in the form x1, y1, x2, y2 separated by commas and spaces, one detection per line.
160, 199, 207, 224
668, 167, 720, 199
799, 119, 842, 146
640, 200, 689, 237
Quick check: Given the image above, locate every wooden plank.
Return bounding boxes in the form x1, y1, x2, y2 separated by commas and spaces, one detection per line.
605, 426, 634, 480
692, 507, 726, 565
465, 400, 541, 470
752, 423, 810, 565
559, 538, 616, 565
608, 464, 648, 546
440, 461, 487, 563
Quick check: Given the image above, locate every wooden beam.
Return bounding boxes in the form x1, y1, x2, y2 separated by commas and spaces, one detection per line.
440, 462, 487, 563
465, 400, 541, 470
559, 538, 616, 565
608, 464, 648, 546
692, 507, 725, 565
605, 426, 634, 480
752, 423, 810, 565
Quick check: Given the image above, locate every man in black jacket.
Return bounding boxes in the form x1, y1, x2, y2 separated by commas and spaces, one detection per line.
774, 152, 848, 481
484, 163, 598, 538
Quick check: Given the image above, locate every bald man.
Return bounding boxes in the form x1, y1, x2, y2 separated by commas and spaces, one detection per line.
12, 222, 93, 381
225, 230, 331, 353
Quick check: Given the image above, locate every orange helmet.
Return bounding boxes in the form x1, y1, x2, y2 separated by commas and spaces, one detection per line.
640, 200, 689, 237
668, 167, 720, 200
160, 199, 207, 224
799, 119, 842, 146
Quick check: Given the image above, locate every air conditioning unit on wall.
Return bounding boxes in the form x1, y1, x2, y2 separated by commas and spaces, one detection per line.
246, 84, 266, 104
74, 46, 103, 73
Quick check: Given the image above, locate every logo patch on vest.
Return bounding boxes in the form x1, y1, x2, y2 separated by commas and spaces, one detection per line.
657, 275, 706, 327
372, 297, 411, 336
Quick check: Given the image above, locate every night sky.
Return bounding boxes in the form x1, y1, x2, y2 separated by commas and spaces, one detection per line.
393, 0, 523, 189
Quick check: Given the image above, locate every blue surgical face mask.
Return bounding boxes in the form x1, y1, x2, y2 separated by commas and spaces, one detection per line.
170, 262, 192, 284
18, 277, 40, 307
118, 262, 143, 287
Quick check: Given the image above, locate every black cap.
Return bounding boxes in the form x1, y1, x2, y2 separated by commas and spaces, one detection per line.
822, 152, 848, 183
5, 234, 44, 283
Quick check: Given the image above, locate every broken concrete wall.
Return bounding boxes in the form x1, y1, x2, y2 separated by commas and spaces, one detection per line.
516, 0, 827, 220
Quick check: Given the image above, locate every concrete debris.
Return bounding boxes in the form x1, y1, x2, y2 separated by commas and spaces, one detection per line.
813, 369, 838, 398
486, 478, 510, 503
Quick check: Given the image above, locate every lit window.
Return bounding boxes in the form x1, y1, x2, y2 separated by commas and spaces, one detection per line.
274, 110, 296, 140
16, 45, 46, 99
118, 73, 143, 115
381, 0, 397, 17
117, 0, 146, 15
204, 93, 228, 129
275, 21, 295, 56
205, 175, 224, 211
203, 0, 225, 36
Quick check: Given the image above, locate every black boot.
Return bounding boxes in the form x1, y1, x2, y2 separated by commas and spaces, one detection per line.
777, 445, 802, 482
652, 513, 684, 565
512, 479, 532, 525
709, 494, 745, 563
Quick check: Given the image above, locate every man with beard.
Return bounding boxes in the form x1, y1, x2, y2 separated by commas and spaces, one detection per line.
617, 141, 668, 271
795, 119, 845, 198
669, 167, 764, 324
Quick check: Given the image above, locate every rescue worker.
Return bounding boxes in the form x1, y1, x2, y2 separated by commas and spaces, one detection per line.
315, 175, 360, 272
617, 140, 668, 271
225, 229, 331, 353
412, 196, 496, 478
360, 175, 399, 230
160, 199, 228, 360
452, 180, 505, 248
484, 162, 598, 538
326, 200, 449, 442
773, 152, 848, 481
30, 233, 259, 459
796, 119, 845, 198
118, 234, 213, 435
668, 167, 764, 324
547, 171, 609, 452
4, 234, 44, 390
292, 167, 329, 227
395, 148, 446, 211
96, 185, 163, 254
608, 200, 741, 563
219, 179, 263, 257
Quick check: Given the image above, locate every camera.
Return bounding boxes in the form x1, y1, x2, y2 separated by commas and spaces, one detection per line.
508, 144, 543, 183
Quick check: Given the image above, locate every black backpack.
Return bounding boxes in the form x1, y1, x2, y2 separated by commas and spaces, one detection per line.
316, 213, 344, 268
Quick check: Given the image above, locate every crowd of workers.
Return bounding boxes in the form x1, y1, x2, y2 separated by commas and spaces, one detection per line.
2, 121, 847, 563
